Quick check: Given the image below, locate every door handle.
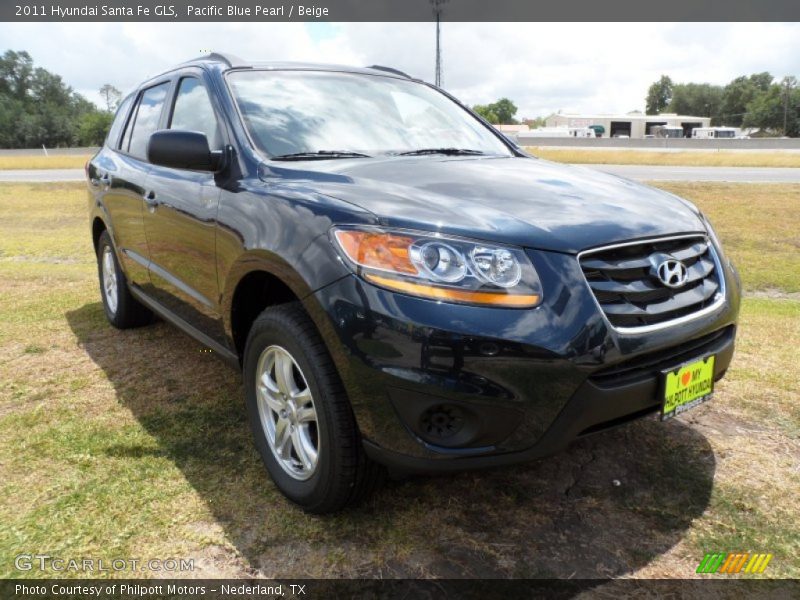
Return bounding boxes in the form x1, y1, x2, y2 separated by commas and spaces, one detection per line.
143, 190, 159, 211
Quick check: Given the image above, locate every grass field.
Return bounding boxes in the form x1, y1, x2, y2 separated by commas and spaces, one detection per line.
0, 182, 798, 580
525, 148, 800, 168
0, 155, 90, 170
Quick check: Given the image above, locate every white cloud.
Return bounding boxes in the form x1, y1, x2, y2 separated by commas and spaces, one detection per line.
1, 22, 799, 118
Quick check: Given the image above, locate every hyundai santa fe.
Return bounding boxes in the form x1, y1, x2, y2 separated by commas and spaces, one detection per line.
86, 53, 740, 512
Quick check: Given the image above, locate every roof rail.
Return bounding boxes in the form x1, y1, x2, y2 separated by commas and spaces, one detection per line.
366, 65, 412, 79
189, 52, 248, 68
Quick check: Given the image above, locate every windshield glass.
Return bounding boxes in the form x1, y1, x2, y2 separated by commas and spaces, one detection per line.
226, 70, 512, 158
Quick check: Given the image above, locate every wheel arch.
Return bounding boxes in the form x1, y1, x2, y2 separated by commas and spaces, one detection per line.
92, 216, 108, 253
223, 250, 318, 360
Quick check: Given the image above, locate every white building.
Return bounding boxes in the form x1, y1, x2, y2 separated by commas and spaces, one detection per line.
545, 112, 712, 139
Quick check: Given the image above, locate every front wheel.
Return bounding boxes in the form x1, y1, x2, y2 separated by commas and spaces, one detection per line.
243, 303, 382, 513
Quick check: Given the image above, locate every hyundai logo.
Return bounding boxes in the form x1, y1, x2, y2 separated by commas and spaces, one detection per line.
654, 257, 689, 288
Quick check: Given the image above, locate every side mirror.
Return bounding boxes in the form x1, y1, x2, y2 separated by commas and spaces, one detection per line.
147, 130, 220, 171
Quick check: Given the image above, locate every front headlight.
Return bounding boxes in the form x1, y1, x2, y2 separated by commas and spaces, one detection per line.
331, 226, 543, 308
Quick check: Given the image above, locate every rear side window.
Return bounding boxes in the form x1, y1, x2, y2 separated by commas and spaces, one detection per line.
169, 77, 223, 150
105, 95, 133, 148
121, 82, 170, 160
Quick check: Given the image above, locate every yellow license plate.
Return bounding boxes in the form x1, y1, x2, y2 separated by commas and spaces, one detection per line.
661, 355, 715, 420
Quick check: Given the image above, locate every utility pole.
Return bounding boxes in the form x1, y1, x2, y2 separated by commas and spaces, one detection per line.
783, 77, 797, 135
431, 0, 448, 87
783, 78, 791, 136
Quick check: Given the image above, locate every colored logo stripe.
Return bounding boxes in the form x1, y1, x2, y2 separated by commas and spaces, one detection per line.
697, 553, 773, 573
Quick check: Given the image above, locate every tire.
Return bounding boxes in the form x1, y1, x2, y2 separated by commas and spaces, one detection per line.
243, 302, 383, 513
96, 230, 153, 329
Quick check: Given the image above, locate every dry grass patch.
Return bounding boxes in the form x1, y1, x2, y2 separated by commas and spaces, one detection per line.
526, 147, 800, 168
0, 155, 91, 170
652, 183, 800, 293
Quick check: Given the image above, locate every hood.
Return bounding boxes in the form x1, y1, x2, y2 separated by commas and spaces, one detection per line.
259, 155, 705, 254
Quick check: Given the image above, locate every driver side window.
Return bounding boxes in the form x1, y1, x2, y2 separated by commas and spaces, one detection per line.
169, 77, 223, 150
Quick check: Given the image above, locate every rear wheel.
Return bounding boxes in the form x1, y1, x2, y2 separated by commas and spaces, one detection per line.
96, 230, 152, 329
243, 303, 382, 513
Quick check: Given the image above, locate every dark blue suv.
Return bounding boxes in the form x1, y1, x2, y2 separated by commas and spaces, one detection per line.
87, 53, 740, 512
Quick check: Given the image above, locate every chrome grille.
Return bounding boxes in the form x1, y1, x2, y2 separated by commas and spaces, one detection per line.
579, 235, 724, 330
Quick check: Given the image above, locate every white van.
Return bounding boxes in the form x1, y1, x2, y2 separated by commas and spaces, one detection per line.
692, 127, 737, 139
651, 125, 684, 138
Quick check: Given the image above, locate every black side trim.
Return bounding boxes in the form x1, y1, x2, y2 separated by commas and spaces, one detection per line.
129, 285, 240, 368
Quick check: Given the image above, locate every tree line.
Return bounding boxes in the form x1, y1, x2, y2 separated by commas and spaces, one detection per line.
0, 50, 121, 148
646, 73, 800, 136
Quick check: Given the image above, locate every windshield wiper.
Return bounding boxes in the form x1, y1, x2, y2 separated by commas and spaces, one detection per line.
394, 148, 487, 156
271, 150, 372, 161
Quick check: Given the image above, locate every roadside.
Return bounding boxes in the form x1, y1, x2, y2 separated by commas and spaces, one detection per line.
525, 147, 800, 168
0, 169, 85, 182
5, 165, 800, 184
0, 155, 90, 170
3, 148, 800, 171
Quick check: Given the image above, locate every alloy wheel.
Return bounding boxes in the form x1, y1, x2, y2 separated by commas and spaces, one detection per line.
255, 345, 320, 480
101, 246, 118, 314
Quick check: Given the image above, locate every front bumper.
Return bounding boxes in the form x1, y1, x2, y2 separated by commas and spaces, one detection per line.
304, 246, 740, 472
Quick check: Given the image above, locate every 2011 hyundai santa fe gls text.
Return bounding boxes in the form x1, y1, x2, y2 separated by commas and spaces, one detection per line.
86, 54, 740, 513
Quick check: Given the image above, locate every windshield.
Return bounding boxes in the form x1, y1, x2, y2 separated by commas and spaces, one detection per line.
226, 70, 513, 158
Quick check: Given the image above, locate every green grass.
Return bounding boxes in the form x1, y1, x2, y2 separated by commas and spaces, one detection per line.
0, 182, 798, 579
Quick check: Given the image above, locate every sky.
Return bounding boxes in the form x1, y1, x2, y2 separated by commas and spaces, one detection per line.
1, 22, 799, 118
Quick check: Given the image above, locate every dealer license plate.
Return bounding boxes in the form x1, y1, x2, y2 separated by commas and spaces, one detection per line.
661, 355, 715, 421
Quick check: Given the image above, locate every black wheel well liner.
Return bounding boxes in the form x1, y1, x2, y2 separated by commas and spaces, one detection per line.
230, 270, 300, 358
92, 217, 107, 252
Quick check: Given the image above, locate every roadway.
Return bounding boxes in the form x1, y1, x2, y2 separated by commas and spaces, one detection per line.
2, 165, 800, 184
584, 164, 800, 183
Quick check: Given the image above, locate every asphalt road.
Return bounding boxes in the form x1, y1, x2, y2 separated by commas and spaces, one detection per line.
2, 165, 800, 183
585, 164, 800, 183
0, 169, 85, 182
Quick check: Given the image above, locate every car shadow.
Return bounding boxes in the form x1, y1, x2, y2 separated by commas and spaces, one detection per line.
66, 301, 716, 579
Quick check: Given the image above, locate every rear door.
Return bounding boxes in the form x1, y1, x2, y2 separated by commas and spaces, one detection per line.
105, 81, 172, 283
141, 70, 226, 341
91, 84, 171, 285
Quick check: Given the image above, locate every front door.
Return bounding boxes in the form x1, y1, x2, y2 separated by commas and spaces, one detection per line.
142, 74, 226, 343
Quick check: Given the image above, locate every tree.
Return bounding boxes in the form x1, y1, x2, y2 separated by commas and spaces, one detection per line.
491, 98, 518, 124
472, 98, 518, 124
99, 84, 122, 112
0, 50, 33, 99
645, 75, 673, 114
472, 103, 499, 124
720, 72, 773, 126
0, 49, 106, 148
743, 80, 800, 136
522, 116, 546, 128
668, 83, 724, 123
77, 111, 114, 146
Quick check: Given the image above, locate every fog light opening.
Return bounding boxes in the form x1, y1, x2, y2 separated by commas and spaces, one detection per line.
420, 404, 465, 440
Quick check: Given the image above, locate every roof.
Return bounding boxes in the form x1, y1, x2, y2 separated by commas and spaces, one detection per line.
179, 53, 415, 80
550, 112, 710, 121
